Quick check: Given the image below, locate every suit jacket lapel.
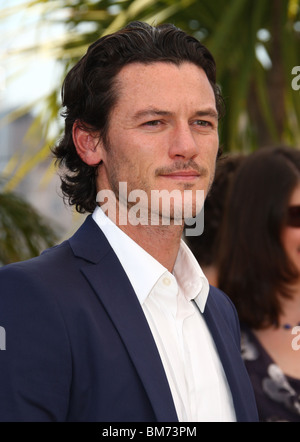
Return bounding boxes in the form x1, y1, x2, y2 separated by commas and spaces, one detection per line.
69, 215, 178, 422
203, 289, 257, 422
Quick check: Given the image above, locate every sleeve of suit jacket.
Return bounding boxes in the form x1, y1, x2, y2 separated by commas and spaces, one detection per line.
0, 256, 72, 421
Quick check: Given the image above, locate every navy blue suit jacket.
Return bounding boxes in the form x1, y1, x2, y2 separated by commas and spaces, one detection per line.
0, 215, 258, 421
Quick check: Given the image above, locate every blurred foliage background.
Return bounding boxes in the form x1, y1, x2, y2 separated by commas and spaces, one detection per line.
0, 183, 58, 264
0, 0, 300, 263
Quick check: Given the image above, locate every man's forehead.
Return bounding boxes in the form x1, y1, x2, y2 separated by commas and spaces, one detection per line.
117, 60, 206, 79
113, 62, 217, 116
115, 62, 214, 99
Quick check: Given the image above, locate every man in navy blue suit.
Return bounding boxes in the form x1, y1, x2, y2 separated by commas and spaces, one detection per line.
0, 21, 258, 422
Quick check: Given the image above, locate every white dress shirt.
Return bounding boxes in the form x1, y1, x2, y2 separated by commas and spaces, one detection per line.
92, 206, 236, 422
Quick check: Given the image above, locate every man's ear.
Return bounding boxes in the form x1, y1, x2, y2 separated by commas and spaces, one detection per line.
72, 121, 103, 166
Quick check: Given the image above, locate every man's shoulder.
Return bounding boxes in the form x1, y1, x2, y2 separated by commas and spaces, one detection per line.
208, 284, 236, 310
0, 241, 70, 290
206, 284, 240, 334
0, 214, 103, 280
0, 240, 70, 274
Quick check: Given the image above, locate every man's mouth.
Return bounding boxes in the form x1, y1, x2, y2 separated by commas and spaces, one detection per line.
159, 170, 200, 181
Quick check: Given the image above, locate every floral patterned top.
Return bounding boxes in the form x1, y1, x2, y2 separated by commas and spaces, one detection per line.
241, 325, 300, 422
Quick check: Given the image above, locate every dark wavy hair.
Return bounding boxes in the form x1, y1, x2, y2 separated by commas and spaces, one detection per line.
52, 20, 223, 213
217, 146, 300, 329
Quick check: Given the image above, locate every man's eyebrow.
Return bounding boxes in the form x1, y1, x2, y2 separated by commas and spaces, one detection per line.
132, 108, 173, 120
132, 107, 219, 121
194, 109, 219, 120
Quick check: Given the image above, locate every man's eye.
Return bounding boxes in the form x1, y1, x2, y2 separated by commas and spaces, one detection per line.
195, 120, 211, 127
143, 120, 161, 126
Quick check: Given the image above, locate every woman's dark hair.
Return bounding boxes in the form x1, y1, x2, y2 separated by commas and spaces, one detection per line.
217, 146, 300, 329
52, 20, 223, 213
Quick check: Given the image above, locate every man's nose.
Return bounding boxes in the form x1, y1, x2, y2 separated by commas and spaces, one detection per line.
168, 124, 198, 160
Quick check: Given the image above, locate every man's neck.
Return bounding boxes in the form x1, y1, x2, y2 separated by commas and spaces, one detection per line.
117, 221, 183, 273
98, 201, 184, 272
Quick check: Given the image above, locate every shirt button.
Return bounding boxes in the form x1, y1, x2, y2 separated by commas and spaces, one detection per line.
163, 277, 171, 286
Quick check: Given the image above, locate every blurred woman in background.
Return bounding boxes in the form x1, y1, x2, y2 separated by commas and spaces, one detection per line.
217, 146, 300, 422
